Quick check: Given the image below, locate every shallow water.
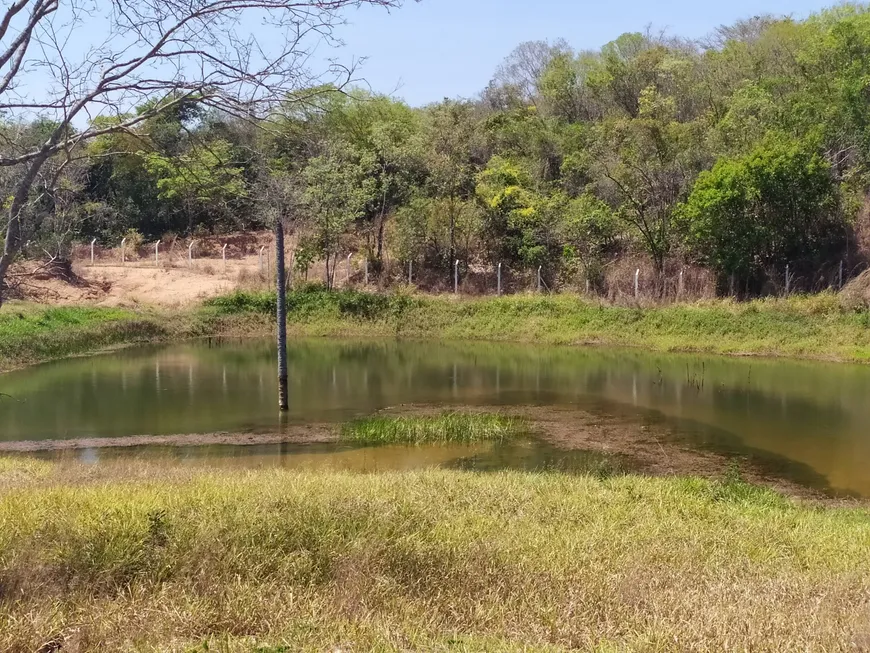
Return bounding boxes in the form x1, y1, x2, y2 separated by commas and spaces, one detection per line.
2, 338, 870, 496
37, 439, 625, 477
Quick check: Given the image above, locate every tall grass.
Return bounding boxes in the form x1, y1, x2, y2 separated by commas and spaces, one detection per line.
6, 288, 870, 371
203, 288, 870, 362
1, 458, 869, 650
340, 412, 526, 445
0, 304, 168, 371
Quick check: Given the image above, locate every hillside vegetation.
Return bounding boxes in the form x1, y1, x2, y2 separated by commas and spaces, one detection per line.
10, 4, 870, 300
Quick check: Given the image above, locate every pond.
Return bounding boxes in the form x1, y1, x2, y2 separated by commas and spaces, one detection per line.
2, 338, 870, 496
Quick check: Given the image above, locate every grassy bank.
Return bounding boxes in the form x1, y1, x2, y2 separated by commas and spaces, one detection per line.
0, 301, 270, 372
206, 286, 870, 362
0, 304, 170, 371
340, 412, 526, 445
0, 457, 868, 651
4, 287, 870, 372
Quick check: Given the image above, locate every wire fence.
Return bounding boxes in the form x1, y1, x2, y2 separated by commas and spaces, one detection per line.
70, 237, 869, 301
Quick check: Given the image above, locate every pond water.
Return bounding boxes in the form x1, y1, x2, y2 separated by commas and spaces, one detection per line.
2, 338, 870, 496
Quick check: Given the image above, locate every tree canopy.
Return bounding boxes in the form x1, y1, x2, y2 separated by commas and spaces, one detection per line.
8, 3, 870, 296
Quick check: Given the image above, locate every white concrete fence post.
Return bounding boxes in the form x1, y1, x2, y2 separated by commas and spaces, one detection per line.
90, 238, 96, 266
222, 244, 228, 274
497, 262, 502, 296
189, 240, 197, 267
346, 253, 352, 284
121, 237, 127, 265
634, 269, 640, 298
538, 266, 542, 293
678, 269, 684, 300
154, 240, 160, 267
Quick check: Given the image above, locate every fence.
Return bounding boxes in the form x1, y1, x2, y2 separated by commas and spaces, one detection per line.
71, 237, 869, 301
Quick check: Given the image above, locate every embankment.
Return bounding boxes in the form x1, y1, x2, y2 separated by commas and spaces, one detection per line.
4, 287, 870, 372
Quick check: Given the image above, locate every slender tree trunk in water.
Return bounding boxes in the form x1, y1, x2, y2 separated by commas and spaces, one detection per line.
275, 221, 289, 412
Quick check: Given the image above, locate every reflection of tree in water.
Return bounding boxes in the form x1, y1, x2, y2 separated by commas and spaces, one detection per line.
4, 338, 870, 497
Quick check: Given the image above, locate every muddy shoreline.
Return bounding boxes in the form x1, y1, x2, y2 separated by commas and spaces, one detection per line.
0, 404, 854, 503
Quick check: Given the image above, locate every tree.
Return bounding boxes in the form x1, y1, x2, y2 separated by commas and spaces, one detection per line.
0, 0, 403, 305
301, 140, 376, 288
141, 139, 248, 233
476, 155, 551, 269
594, 88, 706, 284
678, 137, 845, 292
423, 100, 484, 270
491, 39, 573, 104
319, 91, 423, 265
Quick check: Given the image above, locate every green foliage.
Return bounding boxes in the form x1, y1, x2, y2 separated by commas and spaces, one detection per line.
678, 137, 845, 287
301, 140, 378, 286
18, 6, 870, 296
0, 304, 166, 370
340, 412, 527, 445
203, 286, 415, 323
141, 139, 247, 206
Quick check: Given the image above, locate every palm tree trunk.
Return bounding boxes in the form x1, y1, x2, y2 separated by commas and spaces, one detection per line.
275, 220, 289, 412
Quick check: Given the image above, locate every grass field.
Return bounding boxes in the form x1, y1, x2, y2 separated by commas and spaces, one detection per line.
1, 456, 869, 651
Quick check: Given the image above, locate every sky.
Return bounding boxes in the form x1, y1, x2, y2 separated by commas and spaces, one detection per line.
324, 0, 839, 106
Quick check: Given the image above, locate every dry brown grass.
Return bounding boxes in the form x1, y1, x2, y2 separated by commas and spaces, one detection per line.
1, 457, 869, 651
841, 269, 870, 310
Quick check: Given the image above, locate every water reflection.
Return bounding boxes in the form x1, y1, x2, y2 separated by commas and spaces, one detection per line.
2, 338, 870, 495
38, 439, 629, 478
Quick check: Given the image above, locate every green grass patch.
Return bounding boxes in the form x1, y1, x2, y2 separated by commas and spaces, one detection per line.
0, 463, 868, 650
340, 412, 526, 445
0, 303, 169, 371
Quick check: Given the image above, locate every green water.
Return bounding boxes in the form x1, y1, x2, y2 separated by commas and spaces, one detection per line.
2, 338, 870, 496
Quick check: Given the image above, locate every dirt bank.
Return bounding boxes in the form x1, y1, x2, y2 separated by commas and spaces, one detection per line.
1, 405, 847, 503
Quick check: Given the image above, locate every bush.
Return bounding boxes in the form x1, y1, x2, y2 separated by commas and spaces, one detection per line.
204, 290, 276, 314
204, 286, 414, 322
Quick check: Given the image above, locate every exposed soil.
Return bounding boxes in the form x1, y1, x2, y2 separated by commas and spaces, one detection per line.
13, 259, 252, 308
0, 404, 849, 503
0, 424, 335, 452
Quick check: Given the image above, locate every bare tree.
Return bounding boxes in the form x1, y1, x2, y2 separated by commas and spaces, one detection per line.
0, 0, 404, 305
490, 39, 573, 104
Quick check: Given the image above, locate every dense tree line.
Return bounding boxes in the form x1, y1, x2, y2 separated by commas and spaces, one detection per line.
8, 3, 870, 296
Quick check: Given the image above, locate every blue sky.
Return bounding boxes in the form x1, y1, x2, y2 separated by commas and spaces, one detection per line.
326, 0, 838, 106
